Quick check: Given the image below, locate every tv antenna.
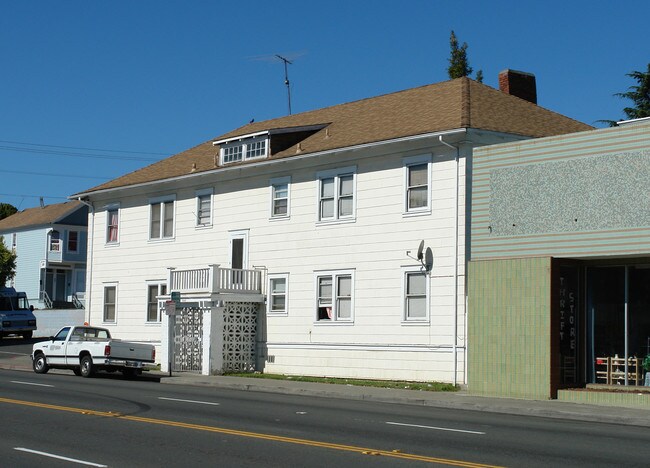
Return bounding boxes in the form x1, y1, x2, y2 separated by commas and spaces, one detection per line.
275, 54, 293, 115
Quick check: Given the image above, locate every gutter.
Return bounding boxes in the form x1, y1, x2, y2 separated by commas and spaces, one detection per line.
71, 128, 469, 200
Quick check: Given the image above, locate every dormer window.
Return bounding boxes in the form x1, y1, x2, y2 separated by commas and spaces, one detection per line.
217, 133, 268, 165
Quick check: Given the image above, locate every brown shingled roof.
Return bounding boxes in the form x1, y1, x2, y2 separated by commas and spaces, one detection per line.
78, 78, 592, 195
0, 201, 85, 231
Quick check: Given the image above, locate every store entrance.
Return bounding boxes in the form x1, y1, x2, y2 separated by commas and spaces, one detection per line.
586, 265, 650, 386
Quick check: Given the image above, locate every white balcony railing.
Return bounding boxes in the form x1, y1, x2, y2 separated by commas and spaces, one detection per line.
169, 264, 263, 295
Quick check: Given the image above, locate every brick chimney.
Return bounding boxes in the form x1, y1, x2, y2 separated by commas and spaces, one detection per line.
498, 69, 537, 104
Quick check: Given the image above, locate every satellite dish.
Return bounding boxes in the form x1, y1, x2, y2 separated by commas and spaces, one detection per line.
416, 240, 425, 261
424, 247, 434, 273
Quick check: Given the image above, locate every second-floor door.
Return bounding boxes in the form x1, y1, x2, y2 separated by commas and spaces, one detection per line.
229, 230, 249, 270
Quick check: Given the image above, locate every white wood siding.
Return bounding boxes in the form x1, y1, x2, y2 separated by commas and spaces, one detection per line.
86, 140, 468, 382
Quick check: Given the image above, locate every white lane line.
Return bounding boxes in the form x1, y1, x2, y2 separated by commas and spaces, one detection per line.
158, 396, 220, 406
11, 381, 54, 388
15, 448, 107, 467
386, 421, 485, 435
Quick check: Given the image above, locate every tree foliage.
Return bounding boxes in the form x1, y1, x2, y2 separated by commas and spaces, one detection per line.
601, 64, 650, 126
0, 203, 17, 221
616, 63, 650, 120
447, 30, 482, 82
0, 236, 17, 286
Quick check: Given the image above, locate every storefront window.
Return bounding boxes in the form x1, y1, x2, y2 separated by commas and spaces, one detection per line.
587, 265, 650, 386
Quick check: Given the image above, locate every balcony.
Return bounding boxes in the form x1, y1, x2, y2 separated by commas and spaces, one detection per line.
168, 264, 264, 297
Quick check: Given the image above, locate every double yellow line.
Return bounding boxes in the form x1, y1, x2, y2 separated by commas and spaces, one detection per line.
0, 396, 503, 467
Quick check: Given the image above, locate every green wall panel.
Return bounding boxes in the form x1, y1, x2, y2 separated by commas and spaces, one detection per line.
468, 257, 552, 399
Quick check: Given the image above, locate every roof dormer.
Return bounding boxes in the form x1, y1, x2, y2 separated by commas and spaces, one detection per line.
213, 124, 329, 166
214, 131, 269, 166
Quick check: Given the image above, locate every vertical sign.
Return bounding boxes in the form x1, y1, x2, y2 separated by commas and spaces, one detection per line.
559, 266, 579, 383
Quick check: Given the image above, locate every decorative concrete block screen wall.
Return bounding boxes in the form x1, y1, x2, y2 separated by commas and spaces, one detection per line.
468, 257, 552, 399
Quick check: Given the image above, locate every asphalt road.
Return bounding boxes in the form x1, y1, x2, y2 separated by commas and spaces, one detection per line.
2, 365, 650, 468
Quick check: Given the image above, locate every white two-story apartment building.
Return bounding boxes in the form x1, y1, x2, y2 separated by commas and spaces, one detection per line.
73, 73, 591, 383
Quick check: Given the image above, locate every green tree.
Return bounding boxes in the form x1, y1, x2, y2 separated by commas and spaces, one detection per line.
601, 64, 650, 126
616, 63, 650, 120
447, 30, 482, 82
0, 203, 17, 221
0, 236, 17, 286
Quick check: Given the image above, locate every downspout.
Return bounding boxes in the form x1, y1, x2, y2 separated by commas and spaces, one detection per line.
77, 198, 94, 325
438, 135, 460, 387
44, 228, 52, 308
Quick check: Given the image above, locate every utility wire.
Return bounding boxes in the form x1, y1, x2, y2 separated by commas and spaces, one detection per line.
4, 169, 109, 180
0, 139, 169, 156
0, 193, 69, 200
0, 145, 159, 161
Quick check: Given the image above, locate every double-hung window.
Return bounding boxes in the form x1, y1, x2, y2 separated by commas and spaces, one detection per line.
103, 284, 117, 323
403, 269, 429, 322
316, 270, 354, 322
317, 166, 356, 222
147, 283, 167, 322
270, 177, 290, 218
106, 205, 119, 244
268, 274, 289, 315
196, 189, 213, 227
68, 231, 79, 253
150, 196, 175, 240
404, 155, 432, 214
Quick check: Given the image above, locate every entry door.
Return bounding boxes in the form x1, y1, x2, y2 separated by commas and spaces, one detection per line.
55, 271, 67, 301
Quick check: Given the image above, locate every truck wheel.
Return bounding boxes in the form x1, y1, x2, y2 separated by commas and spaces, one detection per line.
23, 331, 33, 339
33, 354, 49, 374
80, 355, 95, 378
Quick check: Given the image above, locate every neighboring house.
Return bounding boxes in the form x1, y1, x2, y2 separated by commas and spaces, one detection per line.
73, 72, 591, 381
468, 117, 650, 402
0, 201, 88, 309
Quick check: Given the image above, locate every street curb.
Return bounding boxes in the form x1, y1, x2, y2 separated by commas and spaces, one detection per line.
158, 375, 650, 428
3, 361, 649, 428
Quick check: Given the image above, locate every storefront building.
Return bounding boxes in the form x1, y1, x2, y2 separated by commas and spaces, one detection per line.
468, 118, 650, 403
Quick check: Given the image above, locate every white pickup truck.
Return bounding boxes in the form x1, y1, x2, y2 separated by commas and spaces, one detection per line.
31, 325, 156, 378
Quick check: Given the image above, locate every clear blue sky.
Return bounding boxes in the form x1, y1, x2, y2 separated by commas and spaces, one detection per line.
2, 1, 648, 210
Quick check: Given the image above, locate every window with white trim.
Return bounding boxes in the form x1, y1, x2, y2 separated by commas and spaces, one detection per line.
268, 274, 288, 315
49, 230, 61, 252
316, 270, 354, 322
196, 189, 213, 226
11, 233, 16, 252
404, 155, 432, 214
317, 167, 356, 222
106, 205, 119, 244
103, 284, 117, 323
146, 283, 167, 322
403, 269, 429, 321
220, 136, 268, 165
150, 197, 175, 240
270, 177, 290, 218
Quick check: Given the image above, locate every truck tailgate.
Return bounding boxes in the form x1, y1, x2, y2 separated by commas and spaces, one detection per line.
107, 340, 154, 362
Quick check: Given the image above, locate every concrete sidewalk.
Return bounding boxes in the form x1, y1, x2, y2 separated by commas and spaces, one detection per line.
2, 352, 649, 428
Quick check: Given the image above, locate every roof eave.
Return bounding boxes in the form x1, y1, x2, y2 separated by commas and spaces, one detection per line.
72, 128, 468, 200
